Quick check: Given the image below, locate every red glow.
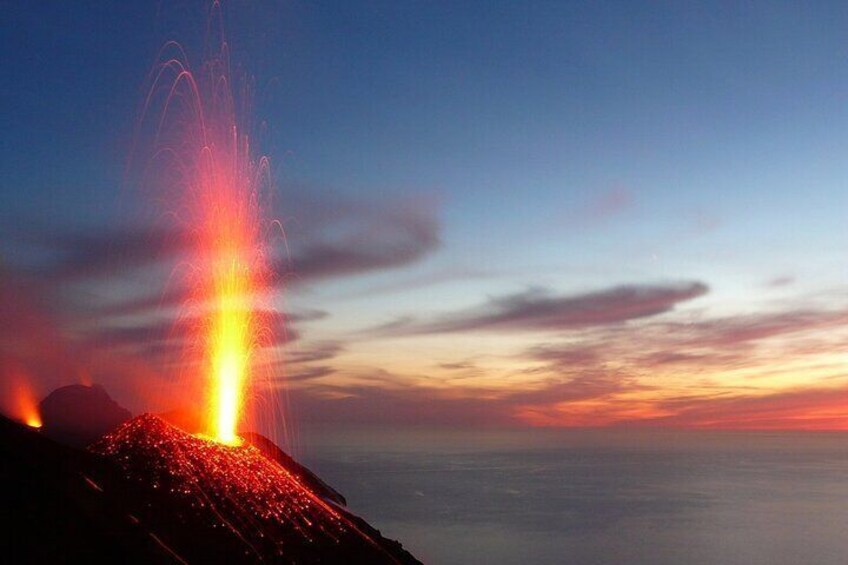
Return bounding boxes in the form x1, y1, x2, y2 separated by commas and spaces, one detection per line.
0, 365, 42, 429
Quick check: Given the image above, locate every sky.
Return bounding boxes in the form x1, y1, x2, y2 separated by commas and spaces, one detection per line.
2, 1, 848, 431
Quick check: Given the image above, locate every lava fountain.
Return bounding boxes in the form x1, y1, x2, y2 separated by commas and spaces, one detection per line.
197, 123, 265, 446
189, 77, 271, 445
137, 8, 278, 445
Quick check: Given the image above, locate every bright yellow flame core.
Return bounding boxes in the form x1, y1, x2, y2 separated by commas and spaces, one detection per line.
208, 251, 253, 446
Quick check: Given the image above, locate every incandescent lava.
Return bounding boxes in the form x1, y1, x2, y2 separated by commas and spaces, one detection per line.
90, 414, 419, 563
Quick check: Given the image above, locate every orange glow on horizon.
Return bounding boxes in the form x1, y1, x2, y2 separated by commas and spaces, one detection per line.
514, 397, 671, 428
511, 385, 848, 431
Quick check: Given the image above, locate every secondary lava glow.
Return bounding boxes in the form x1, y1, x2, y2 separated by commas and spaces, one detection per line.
22, 395, 42, 429
24, 412, 42, 429
18, 381, 42, 428
1, 368, 42, 429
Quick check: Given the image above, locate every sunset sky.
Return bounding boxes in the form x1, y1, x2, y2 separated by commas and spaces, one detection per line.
3, 1, 848, 430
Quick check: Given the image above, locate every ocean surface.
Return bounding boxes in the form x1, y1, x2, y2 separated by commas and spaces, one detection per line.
295, 427, 848, 565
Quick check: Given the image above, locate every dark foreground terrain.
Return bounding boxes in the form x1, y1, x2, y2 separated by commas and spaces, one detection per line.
0, 414, 419, 564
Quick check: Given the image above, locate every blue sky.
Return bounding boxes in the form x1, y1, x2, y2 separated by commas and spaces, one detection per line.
2, 1, 848, 430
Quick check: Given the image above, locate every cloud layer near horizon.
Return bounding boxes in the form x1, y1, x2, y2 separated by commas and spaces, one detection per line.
369, 282, 708, 335
3, 186, 848, 432
286, 293, 848, 430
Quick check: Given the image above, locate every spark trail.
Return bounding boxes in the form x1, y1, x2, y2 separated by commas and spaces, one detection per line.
138, 7, 277, 445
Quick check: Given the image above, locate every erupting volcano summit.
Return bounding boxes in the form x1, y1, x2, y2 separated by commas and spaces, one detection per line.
90, 414, 419, 563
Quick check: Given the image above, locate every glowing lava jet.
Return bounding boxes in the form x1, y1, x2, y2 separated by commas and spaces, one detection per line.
196, 135, 265, 446
187, 80, 273, 447
141, 29, 275, 446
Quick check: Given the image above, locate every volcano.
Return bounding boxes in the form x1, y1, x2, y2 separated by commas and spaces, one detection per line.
1, 405, 420, 563
88, 414, 419, 563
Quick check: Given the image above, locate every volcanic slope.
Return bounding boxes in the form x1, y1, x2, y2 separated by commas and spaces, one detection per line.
89, 414, 419, 564
0, 415, 171, 563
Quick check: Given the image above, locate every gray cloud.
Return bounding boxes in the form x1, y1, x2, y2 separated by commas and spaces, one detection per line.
273, 197, 440, 284
765, 275, 795, 288
4, 225, 187, 282
373, 282, 708, 335
438, 361, 477, 371
279, 365, 337, 383
286, 342, 344, 365
7, 191, 440, 324
668, 309, 848, 349
286, 309, 329, 323
514, 302, 848, 386
526, 344, 604, 368
286, 367, 645, 427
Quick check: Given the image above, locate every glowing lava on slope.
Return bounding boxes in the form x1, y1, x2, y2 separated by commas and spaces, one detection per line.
90, 414, 417, 563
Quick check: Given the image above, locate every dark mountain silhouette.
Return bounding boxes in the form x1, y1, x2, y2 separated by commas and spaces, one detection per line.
39, 384, 132, 447
0, 414, 174, 563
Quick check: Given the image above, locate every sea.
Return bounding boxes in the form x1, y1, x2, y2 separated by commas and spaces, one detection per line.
295, 427, 848, 565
